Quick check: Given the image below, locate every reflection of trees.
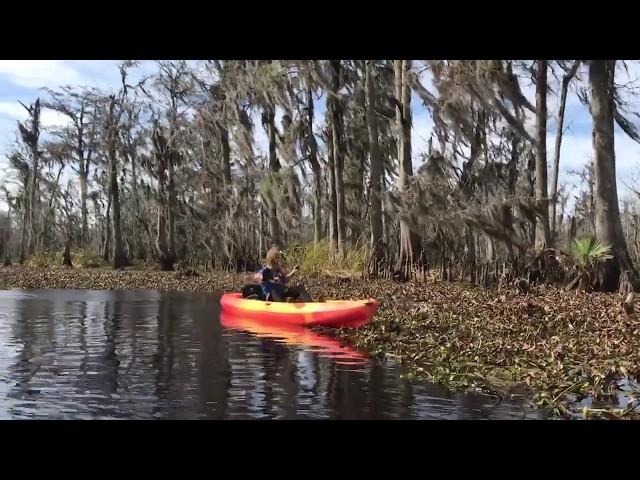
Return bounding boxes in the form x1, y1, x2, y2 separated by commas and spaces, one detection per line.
152, 296, 176, 408
398, 378, 414, 419
280, 351, 299, 419
368, 362, 387, 419
101, 293, 121, 395
0, 290, 537, 420
294, 351, 323, 418
6, 292, 71, 418
8, 296, 42, 409
78, 301, 88, 380
194, 298, 229, 419
258, 339, 282, 418
326, 362, 374, 419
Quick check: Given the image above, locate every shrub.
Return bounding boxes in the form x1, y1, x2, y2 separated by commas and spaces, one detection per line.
27, 250, 59, 268
284, 240, 370, 277
72, 249, 104, 268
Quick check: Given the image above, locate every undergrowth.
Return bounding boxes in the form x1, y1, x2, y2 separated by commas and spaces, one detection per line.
26, 249, 105, 269
285, 241, 370, 277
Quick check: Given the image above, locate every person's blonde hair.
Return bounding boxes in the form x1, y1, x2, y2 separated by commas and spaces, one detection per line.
265, 246, 282, 265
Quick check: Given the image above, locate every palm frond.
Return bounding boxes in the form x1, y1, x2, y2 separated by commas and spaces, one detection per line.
566, 236, 613, 268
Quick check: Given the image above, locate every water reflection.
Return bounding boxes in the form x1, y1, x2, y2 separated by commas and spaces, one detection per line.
0, 289, 542, 419
220, 311, 367, 366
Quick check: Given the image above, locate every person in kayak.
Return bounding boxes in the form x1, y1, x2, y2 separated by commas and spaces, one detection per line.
252, 246, 312, 302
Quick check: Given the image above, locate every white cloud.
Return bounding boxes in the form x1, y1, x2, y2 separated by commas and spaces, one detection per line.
0, 100, 70, 128
0, 60, 162, 93
0, 101, 23, 119
0, 61, 83, 89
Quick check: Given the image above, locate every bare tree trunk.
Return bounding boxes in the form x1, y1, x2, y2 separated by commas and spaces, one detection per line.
527, 151, 537, 247
382, 172, 389, 257
465, 227, 476, 282
17, 100, 42, 260
265, 106, 281, 247
366, 61, 384, 274
106, 96, 129, 269
312, 169, 322, 245
129, 145, 145, 261
550, 61, 580, 242
588, 159, 596, 232
155, 181, 172, 270
167, 153, 177, 262
395, 60, 419, 276
306, 88, 323, 245
62, 241, 72, 267
152, 122, 175, 271
486, 236, 495, 263
18, 194, 29, 264
103, 191, 112, 262
26, 154, 39, 258
78, 124, 91, 250
258, 199, 264, 260
109, 156, 127, 268
37, 163, 64, 250
505, 133, 519, 262
4, 196, 12, 264
557, 191, 567, 242
330, 60, 346, 258
349, 147, 365, 245
589, 59, 640, 291
219, 123, 232, 186
535, 60, 551, 251
327, 125, 338, 255
156, 203, 170, 269
79, 172, 88, 248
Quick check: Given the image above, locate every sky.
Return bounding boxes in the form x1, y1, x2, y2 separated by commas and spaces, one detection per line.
0, 60, 639, 209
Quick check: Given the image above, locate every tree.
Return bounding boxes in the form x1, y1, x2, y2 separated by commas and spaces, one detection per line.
550, 61, 581, 241
534, 60, 551, 250
395, 60, 420, 276
366, 60, 384, 273
305, 86, 323, 245
44, 87, 98, 248
264, 103, 282, 246
329, 60, 346, 258
151, 120, 176, 270
147, 60, 193, 270
589, 60, 640, 291
2, 59, 640, 291
104, 93, 129, 268
16, 99, 41, 263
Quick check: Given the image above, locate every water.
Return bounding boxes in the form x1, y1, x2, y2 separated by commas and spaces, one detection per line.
0, 289, 542, 419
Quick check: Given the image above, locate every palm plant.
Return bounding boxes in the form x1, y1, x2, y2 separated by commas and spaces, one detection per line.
564, 236, 613, 291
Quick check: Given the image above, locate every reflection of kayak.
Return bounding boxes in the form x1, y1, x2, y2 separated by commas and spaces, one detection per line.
220, 311, 368, 365
220, 293, 379, 328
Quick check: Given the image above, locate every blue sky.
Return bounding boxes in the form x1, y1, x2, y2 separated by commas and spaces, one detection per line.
0, 60, 638, 208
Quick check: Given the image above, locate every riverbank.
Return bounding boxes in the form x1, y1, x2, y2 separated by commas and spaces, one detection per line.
1, 265, 638, 418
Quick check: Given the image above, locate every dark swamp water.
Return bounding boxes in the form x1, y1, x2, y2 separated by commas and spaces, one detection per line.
0, 289, 544, 420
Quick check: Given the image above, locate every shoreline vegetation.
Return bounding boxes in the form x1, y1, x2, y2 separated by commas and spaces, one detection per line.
1, 265, 638, 419
3, 60, 640, 420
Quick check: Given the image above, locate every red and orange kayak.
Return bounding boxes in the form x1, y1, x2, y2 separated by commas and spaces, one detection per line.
220, 293, 379, 328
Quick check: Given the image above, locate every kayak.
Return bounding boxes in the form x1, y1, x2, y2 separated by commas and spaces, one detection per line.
220, 312, 368, 364
219, 293, 379, 328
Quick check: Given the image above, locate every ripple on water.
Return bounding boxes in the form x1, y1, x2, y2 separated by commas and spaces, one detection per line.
0, 289, 541, 419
